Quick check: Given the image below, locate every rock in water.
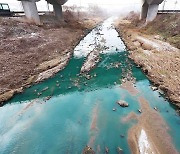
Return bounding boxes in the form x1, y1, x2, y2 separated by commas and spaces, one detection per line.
82, 146, 95, 154
151, 86, 158, 91
117, 100, 129, 107
113, 108, 116, 111
138, 109, 142, 113
80, 49, 100, 73
117, 147, 123, 154
105, 147, 109, 153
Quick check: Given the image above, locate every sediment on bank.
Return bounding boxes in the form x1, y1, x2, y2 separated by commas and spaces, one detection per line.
0, 12, 104, 106
115, 14, 180, 110
121, 81, 178, 154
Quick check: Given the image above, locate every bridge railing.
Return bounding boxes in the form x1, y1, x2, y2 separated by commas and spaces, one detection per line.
158, 10, 180, 14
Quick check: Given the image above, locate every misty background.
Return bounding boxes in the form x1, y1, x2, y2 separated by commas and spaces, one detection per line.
0, 0, 179, 14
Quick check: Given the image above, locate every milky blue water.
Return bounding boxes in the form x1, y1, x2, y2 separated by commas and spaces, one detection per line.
0, 19, 179, 154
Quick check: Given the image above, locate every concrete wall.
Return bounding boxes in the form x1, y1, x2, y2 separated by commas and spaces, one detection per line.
141, 0, 164, 22
53, 3, 63, 20
21, 0, 40, 24
146, 4, 159, 22
146, 0, 164, 5
140, 2, 149, 20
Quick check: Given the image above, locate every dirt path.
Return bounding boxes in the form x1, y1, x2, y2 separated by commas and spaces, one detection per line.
0, 15, 103, 105
115, 19, 180, 110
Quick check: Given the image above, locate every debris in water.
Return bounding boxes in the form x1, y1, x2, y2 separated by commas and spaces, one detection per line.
151, 86, 158, 91
117, 100, 129, 107
117, 147, 123, 154
45, 96, 52, 101
154, 107, 158, 111
138, 109, 142, 113
41, 87, 49, 92
37, 92, 42, 96
85, 74, 91, 80
82, 145, 95, 154
113, 108, 116, 111
120, 134, 125, 138
105, 147, 109, 153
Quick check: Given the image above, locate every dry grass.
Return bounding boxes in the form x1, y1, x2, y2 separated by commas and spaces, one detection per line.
123, 12, 180, 48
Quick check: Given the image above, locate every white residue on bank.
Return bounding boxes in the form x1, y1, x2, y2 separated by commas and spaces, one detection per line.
138, 129, 154, 154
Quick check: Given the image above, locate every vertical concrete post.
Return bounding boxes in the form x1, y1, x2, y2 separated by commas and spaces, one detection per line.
21, 0, 40, 25
146, 4, 159, 22
140, 2, 149, 20
53, 3, 63, 21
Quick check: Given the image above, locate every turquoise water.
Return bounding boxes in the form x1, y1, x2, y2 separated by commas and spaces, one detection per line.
0, 19, 180, 154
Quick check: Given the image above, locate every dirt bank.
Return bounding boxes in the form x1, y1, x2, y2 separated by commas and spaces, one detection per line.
0, 14, 103, 106
115, 14, 180, 110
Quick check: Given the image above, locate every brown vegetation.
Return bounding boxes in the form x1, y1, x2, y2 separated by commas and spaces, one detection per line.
123, 12, 180, 48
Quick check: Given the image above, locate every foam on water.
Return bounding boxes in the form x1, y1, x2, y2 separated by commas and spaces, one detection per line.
74, 18, 125, 58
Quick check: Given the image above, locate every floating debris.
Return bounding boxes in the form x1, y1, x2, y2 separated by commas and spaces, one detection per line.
122, 79, 126, 83
117, 100, 129, 107
117, 147, 123, 154
154, 107, 158, 111
158, 89, 164, 95
120, 134, 125, 138
138, 109, 142, 113
37, 92, 42, 96
82, 145, 95, 154
113, 108, 116, 111
105, 147, 109, 153
41, 87, 48, 92
85, 74, 91, 80
151, 86, 158, 91
45, 96, 52, 101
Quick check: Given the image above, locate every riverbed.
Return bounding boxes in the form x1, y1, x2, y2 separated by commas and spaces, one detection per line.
0, 18, 180, 154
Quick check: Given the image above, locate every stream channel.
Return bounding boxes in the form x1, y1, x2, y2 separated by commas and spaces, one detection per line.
0, 18, 180, 154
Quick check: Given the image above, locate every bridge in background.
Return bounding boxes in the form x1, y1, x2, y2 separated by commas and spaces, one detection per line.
18, 0, 165, 24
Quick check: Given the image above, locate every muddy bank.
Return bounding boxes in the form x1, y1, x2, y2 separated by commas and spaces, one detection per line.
115, 19, 180, 109
121, 80, 178, 154
128, 96, 179, 154
0, 16, 103, 106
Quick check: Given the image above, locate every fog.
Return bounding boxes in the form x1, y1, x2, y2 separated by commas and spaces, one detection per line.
0, 0, 179, 14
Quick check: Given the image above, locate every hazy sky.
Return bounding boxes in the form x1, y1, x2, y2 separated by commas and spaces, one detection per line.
0, 0, 179, 12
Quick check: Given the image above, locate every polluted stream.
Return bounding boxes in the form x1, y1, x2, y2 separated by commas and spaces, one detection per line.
0, 18, 180, 154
